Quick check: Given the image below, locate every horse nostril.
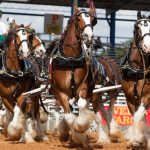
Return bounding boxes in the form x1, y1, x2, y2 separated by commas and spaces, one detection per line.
40, 50, 44, 54
85, 34, 88, 37
27, 51, 30, 57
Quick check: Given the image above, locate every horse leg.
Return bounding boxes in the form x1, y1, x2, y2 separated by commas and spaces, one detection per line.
0, 97, 14, 137
7, 104, 25, 141
8, 95, 35, 143
53, 104, 61, 132
32, 96, 48, 141
108, 94, 120, 141
1, 97, 14, 140
56, 91, 90, 148
73, 97, 93, 132
0, 108, 5, 128
34, 114, 49, 141
39, 106, 48, 135
124, 99, 136, 142
3, 108, 13, 138
39, 106, 48, 124
56, 91, 71, 142
68, 97, 92, 148
91, 93, 110, 143
126, 100, 136, 115
92, 94, 110, 128
126, 99, 146, 148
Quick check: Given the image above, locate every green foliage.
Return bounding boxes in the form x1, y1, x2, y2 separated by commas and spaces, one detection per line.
115, 39, 133, 58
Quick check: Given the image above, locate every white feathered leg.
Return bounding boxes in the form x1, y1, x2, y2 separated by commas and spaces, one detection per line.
35, 115, 48, 141
95, 112, 110, 144
20, 117, 36, 143
125, 103, 145, 146
7, 105, 24, 139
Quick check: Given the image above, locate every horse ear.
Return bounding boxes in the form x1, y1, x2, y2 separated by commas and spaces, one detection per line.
26, 23, 31, 29
13, 22, 18, 28
89, 8, 95, 16
137, 11, 141, 20
74, 4, 79, 14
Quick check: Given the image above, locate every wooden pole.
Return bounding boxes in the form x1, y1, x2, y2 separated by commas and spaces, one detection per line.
93, 85, 122, 94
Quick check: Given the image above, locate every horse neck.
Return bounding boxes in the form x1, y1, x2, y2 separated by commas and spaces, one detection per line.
63, 21, 81, 57
130, 40, 150, 69
6, 42, 20, 71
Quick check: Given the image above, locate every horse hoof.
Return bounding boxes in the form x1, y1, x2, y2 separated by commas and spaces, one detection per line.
59, 134, 70, 142
130, 142, 145, 150
85, 145, 93, 150
5, 136, 20, 141
97, 138, 110, 144
25, 139, 35, 144
91, 143, 103, 149
126, 145, 131, 149
42, 136, 49, 141
110, 136, 119, 143
9, 141, 21, 144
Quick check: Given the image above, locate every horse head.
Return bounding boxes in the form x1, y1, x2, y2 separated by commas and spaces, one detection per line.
12, 24, 31, 59
74, 4, 94, 46
29, 33, 46, 58
134, 11, 150, 54
6, 23, 32, 75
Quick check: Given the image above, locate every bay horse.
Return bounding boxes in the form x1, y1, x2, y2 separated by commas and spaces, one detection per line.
91, 55, 121, 142
0, 23, 47, 143
48, 5, 106, 148
121, 11, 150, 149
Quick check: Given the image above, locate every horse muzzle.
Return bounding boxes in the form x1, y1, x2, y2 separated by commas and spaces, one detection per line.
141, 44, 150, 54
19, 49, 30, 59
34, 49, 45, 58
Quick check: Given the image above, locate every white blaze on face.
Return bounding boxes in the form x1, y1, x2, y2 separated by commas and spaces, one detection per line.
18, 29, 30, 58
139, 20, 150, 53
81, 13, 93, 42
34, 36, 46, 57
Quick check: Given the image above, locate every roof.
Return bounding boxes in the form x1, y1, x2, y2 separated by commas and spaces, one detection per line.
1, 0, 150, 12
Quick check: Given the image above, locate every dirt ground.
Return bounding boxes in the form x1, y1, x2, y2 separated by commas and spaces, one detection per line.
0, 132, 128, 150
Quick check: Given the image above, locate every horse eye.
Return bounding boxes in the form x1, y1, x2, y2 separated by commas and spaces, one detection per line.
144, 21, 148, 26
77, 18, 80, 21
22, 30, 26, 35
85, 13, 90, 17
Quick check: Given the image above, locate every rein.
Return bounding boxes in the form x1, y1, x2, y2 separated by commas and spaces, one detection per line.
15, 39, 28, 52
139, 51, 150, 100
30, 42, 43, 51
